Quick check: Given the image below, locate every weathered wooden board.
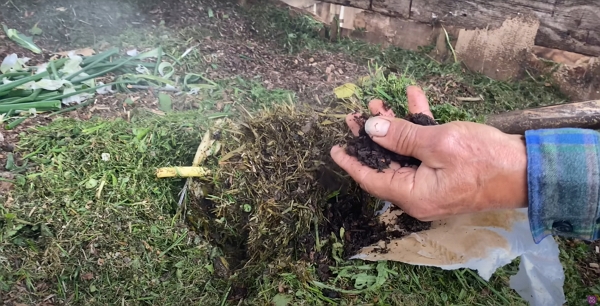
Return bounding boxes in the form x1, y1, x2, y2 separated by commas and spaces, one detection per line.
409, 0, 553, 30
315, 0, 411, 16
537, 0, 600, 57
319, 0, 600, 56
371, 0, 410, 17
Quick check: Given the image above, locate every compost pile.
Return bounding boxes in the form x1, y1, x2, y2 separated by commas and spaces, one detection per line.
187, 104, 436, 289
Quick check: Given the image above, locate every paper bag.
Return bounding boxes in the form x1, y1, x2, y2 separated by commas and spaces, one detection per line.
351, 204, 566, 306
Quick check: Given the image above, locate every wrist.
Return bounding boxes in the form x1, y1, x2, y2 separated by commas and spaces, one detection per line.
479, 133, 529, 210
509, 134, 529, 208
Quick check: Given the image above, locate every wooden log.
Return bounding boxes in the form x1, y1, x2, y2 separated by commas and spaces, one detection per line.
485, 100, 600, 135
318, 0, 600, 56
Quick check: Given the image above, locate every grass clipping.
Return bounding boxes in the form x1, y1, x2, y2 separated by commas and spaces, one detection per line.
186, 103, 394, 280
188, 105, 364, 269
190, 104, 344, 258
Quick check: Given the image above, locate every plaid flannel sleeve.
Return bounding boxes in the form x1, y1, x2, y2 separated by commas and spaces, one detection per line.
525, 128, 600, 244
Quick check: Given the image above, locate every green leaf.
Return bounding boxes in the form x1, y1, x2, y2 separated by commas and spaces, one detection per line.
137, 47, 164, 60
2, 23, 41, 54
29, 22, 43, 36
85, 178, 98, 189
272, 294, 292, 306
158, 93, 172, 112
208, 8, 214, 18
204, 263, 214, 273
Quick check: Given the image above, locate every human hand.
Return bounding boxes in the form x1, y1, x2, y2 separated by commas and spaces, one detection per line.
330, 86, 528, 221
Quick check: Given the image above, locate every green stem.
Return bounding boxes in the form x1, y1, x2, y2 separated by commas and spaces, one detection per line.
0, 100, 61, 114
65, 47, 119, 81
48, 99, 94, 116
0, 72, 30, 79
81, 50, 116, 66
6, 117, 27, 129
0, 71, 49, 92
71, 53, 145, 84
0, 89, 33, 98
49, 60, 59, 80
0, 97, 22, 104
39, 80, 137, 102
86, 61, 156, 72
154, 47, 163, 76
6, 88, 42, 104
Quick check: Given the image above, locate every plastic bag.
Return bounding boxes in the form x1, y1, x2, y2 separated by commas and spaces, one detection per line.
352, 205, 565, 306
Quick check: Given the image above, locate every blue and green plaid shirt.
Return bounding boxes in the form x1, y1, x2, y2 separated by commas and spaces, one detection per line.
525, 128, 600, 243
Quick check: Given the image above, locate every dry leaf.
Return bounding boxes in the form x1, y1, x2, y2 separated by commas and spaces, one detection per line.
55, 47, 96, 57
333, 83, 358, 99
81, 272, 94, 280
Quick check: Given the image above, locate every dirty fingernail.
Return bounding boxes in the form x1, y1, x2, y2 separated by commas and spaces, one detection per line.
365, 117, 390, 137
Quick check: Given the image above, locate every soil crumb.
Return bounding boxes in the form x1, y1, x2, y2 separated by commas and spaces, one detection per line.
345, 111, 438, 171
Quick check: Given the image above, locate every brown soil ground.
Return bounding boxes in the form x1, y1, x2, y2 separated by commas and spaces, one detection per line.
0, 0, 366, 187
575, 240, 600, 287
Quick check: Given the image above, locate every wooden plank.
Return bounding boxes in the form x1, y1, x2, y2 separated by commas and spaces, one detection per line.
409, 0, 554, 30
320, 0, 600, 56
454, 15, 540, 81
409, 0, 600, 56
351, 10, 438, 50
371, 0, 411, 17
536, 0, 600, 56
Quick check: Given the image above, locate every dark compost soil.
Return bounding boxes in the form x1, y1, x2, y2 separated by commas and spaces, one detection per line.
346, 111, 438, 171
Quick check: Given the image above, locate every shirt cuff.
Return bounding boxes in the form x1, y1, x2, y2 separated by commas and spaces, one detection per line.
525, 128, 600, 244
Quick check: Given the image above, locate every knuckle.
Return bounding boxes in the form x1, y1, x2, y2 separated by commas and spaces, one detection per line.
437, 126, 462, 153
393, 123, 419, 154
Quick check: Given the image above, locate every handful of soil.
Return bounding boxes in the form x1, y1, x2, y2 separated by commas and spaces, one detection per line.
345, 112, 437, 171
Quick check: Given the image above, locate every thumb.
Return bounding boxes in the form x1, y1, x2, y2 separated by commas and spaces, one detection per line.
330, 145, 417, 203
364, 116, 433, 160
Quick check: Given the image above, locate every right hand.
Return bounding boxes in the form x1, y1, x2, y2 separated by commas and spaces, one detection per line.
330, 86, 529, 221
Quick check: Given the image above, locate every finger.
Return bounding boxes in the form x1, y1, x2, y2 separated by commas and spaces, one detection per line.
364, 116, 434, 161
368, 99, 395, 117
406, 86, 434, 118
330, 145, 415, 203
345, 112, 363, 136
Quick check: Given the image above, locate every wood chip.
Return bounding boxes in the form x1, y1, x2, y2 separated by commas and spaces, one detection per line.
590, 263, 599, 268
